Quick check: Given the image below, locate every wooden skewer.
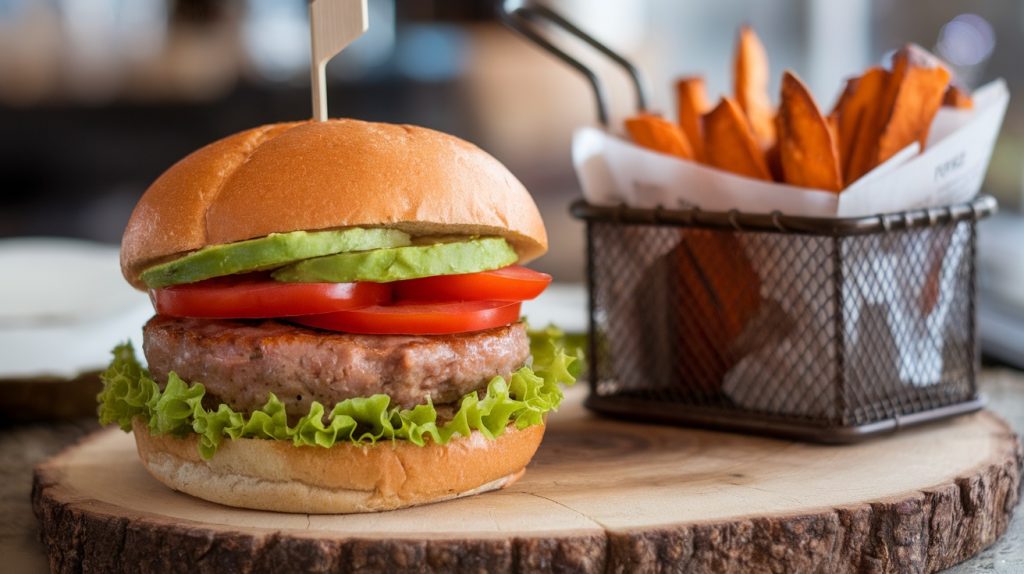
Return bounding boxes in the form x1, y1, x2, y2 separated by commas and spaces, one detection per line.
309, 0, 369, 121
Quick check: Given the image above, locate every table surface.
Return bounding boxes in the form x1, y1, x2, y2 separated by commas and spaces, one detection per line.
5, 370, 1024, 573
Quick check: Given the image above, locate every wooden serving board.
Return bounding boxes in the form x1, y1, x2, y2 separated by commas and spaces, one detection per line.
33, 387, 1021, 574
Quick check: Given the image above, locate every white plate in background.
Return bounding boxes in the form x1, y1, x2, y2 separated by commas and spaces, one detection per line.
0, 238, 151, 378
522, 283, 587, 334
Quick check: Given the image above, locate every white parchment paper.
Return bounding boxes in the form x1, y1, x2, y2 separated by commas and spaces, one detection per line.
573, 79, 1008, 216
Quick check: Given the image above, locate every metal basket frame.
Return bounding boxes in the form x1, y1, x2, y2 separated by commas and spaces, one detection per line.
572, 197, 995, 442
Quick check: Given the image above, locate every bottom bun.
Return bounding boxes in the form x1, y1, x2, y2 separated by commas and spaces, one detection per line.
131, 419, 544, 514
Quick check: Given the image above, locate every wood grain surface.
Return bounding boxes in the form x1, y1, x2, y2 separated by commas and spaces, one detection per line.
32, 387, 1022, 573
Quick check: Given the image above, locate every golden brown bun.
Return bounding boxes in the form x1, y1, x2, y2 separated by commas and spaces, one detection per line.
131, 418, 543, 513
121, 120, 548, 289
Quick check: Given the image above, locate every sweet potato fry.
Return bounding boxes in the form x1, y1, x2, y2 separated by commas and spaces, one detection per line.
942, 84, 974, 109
874, 44, 951, 164
765, 141, 783, 182
828, 80, 853, 124
841, 45, 951, 185
831, 67, 888, 183
777, 71, 842, 192
676, 76, 711, 162
703, 97, 772, 181
826, 113, 840, 152
764, 111, 784, 181
672, 228, 764, 392
834, 67, 889, 186
733, 26, 776, 149
625, 114, 696, 160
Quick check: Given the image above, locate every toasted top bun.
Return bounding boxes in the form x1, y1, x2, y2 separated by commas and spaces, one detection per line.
120, 119, 548, 289
132, 418, 544, 513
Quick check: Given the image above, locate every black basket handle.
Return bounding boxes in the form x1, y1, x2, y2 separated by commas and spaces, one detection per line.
496, 1, 650, 126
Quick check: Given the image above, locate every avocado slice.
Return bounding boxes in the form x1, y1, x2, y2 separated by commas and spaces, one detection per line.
141, 228, 411, 288
271, 237, 518, 283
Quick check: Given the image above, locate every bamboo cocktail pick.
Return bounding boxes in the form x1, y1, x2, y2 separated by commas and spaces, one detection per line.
309, 0, 369, 121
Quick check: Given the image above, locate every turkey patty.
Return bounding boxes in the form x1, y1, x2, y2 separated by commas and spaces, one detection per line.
143, 316, 530, 416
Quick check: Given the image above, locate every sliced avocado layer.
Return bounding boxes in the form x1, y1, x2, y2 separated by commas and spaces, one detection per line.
271, 237, 518, 283
141, 228, 411, 288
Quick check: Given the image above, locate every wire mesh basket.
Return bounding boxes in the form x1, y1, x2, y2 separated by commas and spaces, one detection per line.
572, 198, 995, 442
499, 2, 997, 441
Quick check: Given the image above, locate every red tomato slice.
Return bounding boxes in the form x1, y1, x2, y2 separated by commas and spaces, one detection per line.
151, 274, 391, 319
393, 266, 552, 302
290, 300, 522, 335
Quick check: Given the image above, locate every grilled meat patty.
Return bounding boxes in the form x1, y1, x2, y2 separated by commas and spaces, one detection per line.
143, 316, 530, 416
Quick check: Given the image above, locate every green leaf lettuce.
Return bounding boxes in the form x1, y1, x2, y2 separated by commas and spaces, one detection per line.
98, 328, 578, 459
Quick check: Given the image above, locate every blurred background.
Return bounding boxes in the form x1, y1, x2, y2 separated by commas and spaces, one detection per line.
1, 0, 1022, 360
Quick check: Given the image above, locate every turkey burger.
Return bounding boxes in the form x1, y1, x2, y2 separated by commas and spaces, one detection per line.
98, 119, 576, 513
